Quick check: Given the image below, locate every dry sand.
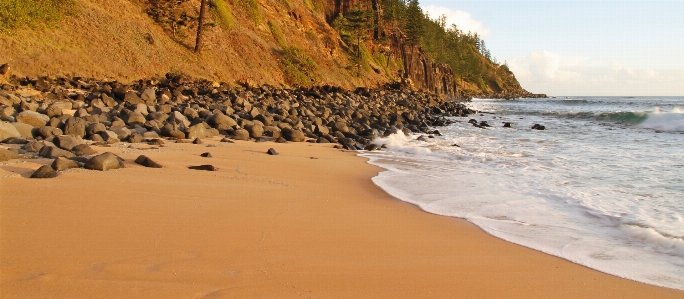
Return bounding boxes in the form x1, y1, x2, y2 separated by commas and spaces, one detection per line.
1, 139, 682, 298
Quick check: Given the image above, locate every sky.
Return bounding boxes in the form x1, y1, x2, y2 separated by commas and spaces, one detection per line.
420, 0, 684, 96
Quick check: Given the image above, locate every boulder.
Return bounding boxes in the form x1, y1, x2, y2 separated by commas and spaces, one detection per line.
53, 135, 85, 151
246, 124, 264, 138
128, 133, 144, 143
85, 152, 124, 171
192, 138, 203, 144
531, 124, 546, 130
39, 146, 75, 158
124, 91, 144, 105
86, 122, 106, 136
22, 140, 46, 152
208, 112, 237, 130
1, 136, 27, 144
503, 122, 513, 128
141, 89, 156, 104
233, 129, 250, 141
16, 110, 49, 127
281, 128, 306, 142
123, 111, 146, 125
110, 126, 132, 140
37, 126, 63, 138
0, 121, 21, 141
185, 123, 207, 139
71, 144, 97, 156
267, 148, 278, 155
100, 130, 121, 143
171, 111, 191, 127
11, 122, 35, 138
134, 155, 163, 168
51, 157, 79, 171
0, 148, 18, 162
30, 165, 58, 178
63, 117, 87, 137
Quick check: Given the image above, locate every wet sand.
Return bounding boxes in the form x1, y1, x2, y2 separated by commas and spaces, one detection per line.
1, 139, 682, 298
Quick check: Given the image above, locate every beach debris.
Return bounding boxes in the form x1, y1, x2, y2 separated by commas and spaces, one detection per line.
30, 165, 58, 178
134, 155, 163, 168
200, 152, 212, 157
85, 152, 124, 171
267, 148, 278, 155
188, 165, 218, 171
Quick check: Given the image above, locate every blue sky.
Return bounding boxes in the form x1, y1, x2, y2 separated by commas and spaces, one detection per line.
420, 1, 684, 96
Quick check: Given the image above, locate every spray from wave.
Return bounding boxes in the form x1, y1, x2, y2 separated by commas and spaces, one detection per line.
638, 108, 684, 132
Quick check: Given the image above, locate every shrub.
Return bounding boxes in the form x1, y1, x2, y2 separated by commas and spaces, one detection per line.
0, 0, 75, 32
267, 20, 286, 47
281, 46, 319, 86
232, 0, 261, 25
211, 0, 235, 30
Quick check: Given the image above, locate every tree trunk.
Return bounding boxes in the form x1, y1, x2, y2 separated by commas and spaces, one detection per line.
194, 0, 207, 53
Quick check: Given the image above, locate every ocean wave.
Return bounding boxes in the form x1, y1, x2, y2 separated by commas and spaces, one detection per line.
637, 108, 684, 132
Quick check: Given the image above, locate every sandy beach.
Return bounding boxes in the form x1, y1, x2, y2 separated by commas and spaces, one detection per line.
1, 138, 682, 299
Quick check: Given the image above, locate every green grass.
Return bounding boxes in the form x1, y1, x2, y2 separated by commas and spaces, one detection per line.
281, 46, 319, 86
267, 20, 286, 47
0, 0, 75, 32
232, 0, 262, 25
211, 0, 235, 30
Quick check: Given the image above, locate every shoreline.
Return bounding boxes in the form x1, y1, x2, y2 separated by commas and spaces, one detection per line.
1, 138, 683, 298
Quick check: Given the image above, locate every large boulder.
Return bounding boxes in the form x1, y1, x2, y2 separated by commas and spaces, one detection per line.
11, 122, 35, 138
53, 135, 85, 151
63, 117, 87, 137
110, 126, 132, 140
16, 110, 49, 127
122, 110, 146, 125
171, 111, 191, 127
85, 152, 124, 171
245, 124, 264, 138
0, 121, 21, 141
124, 91, 144, 105
141, 89, 156, 104
232, 129, 250, 141
86, 123, 106, 136
134, 155, 163, 168
71, 144, 97, 156
161, 123, 186, 139
0, 148, 18, 162
22, 140, 47, 152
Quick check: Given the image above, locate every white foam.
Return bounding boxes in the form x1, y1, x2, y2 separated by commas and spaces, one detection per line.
638, 107, 684, 132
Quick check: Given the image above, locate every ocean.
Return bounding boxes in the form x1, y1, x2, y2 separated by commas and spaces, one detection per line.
361, 96, 684, 290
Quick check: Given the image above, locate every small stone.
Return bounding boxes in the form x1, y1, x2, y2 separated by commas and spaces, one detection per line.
134, 155, 163, 168
188, 165, 218, 171
54, 135, 85, 151
220, 138, 234, 143
51, 157, 79, 171
22, 140, 46, 152
364, 144, 380, 151
85, 152, 124, 171
193, 138, 203, 144
503, 122, 513, 128
275, 137, 287, 143
30, 165, 58, 178
200, 152, 212, 157
531, 124, 546, 130
267, 148, 278, 155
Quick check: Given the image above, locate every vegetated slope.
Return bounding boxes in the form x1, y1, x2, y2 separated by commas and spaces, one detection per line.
0, 0, 386, 89
0, 0, 540, 98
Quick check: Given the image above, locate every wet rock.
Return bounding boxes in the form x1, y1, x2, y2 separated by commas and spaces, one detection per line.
267, 148, 278, 155
503, 122, 513, 128
188, 165, 218, 171
71, 144, 97, 156
30, 165, 58, 178
134, 155, 163, 168
364, 144, 381, 151
531, 124, 546, 130
39, 146, 75, 158
51, 157, 79, 171
85, 152, 124, 171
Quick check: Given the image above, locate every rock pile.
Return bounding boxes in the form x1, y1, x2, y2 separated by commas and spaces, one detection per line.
0, 73, 474, 152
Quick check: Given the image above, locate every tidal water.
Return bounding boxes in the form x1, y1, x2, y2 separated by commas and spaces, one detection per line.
361, 97, 684, 290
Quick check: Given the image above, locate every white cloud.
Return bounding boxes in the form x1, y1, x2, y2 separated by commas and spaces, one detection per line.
421, 5, 490, 38
507, 51, 684, 96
